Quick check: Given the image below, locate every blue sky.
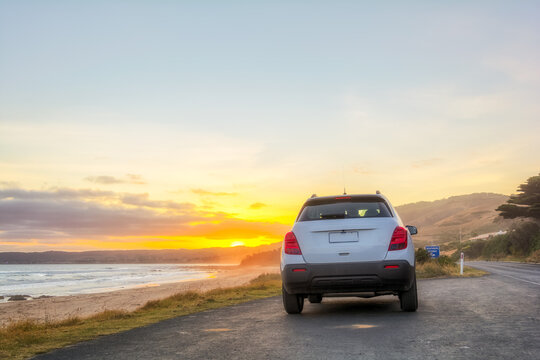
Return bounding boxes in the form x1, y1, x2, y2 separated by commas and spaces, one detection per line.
0, 1, 539, 250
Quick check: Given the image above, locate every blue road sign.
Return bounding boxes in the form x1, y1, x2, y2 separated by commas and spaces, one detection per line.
425, 245, 440, 258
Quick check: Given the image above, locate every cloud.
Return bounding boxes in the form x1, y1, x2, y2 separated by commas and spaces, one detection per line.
0, 187, 288, 245
0, 230, 70, 242
85, 174, 146, 185
0, 188, 114, 200
125, 174, 146, 184
0, 181, 19, 188
85, 176, 124, 184
0, 198, 197, 238
120, 193, 194, 211
191, 188, 238, 196
352, 167, 375, 175
249, 202, 267, 210
0, 188, 195, 212
411, 158, 445, 168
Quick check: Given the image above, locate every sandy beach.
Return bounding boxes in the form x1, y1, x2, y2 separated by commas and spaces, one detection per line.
0, 266, 278, 327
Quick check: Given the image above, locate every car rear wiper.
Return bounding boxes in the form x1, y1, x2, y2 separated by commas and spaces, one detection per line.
320, 213, 345, 219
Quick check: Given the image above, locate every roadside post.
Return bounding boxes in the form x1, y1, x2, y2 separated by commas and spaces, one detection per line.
460, 252, 464, 275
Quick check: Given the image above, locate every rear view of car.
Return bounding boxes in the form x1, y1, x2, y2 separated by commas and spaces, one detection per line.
280, 193, 418, 314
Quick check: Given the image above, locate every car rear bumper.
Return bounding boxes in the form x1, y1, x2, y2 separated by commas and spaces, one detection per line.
281, 260, 415, 295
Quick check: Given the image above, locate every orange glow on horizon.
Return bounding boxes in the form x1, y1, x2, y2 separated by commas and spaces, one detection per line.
0, 236, 283, 252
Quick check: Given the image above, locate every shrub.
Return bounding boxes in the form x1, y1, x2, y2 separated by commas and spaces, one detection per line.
532, 232, 540, 252
527, 249, 540, 263
507, 221, 540, 256
481, 234, 510, 259
436, 255, 455, 267
465, 239, 486, 259
417, 262, 450, 277
415, 248, 431, 264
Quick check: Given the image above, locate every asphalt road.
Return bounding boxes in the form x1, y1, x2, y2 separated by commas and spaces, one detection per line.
34, 261, 540, 360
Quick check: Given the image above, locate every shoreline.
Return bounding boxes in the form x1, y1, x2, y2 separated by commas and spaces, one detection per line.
0, 266, 278, 327
0, 263, 240, 302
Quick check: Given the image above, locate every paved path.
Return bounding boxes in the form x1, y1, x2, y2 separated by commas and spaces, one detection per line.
34, 262, 540, 359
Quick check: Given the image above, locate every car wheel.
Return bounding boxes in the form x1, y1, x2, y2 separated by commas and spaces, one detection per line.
399, 275, 418, 312
308, 294, 322, 303
282, 285, 304, 314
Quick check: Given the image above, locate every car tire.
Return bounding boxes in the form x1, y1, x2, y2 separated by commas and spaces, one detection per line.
282, 285, 304, 314
308, 294, 322, 303
399, 275, 418, 312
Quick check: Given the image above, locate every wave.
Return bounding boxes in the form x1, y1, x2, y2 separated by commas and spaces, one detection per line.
0, 264, 212, 299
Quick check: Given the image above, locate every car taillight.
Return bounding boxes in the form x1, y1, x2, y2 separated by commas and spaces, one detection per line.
284, 231, 302, 255
388, 226, 408, 251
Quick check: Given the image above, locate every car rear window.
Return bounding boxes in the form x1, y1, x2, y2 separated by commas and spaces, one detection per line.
297, 201, 392, 221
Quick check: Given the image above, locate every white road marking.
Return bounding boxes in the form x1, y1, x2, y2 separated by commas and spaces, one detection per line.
467, 263, 540, 286
498, 273, 540, 286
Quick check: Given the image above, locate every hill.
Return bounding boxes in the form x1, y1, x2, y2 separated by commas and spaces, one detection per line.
239, 248, 280, 267
0, 242, 282, 265
396, 193, 511, 247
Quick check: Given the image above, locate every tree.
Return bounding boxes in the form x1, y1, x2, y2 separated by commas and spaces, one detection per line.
497, 173, 540, 220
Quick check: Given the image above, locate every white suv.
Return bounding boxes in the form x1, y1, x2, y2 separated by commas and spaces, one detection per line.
281, 193, 418, 314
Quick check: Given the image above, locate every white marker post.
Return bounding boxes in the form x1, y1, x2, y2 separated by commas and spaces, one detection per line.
460, 252, 464, 276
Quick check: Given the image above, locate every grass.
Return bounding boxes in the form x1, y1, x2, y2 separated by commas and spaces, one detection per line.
416, 262, 487, 279
0, 265, 488, 360
0, 273, 282, 360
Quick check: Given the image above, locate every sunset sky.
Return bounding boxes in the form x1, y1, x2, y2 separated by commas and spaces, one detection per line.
1, 1, 539, 251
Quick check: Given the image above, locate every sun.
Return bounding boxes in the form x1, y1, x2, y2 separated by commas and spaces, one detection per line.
230, 241, 245, 247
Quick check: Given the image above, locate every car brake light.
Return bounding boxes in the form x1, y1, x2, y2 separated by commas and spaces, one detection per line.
388, 226, 408, 251
292, 268, 306, 272
284, 231, 302, 255
384, 265, 400, 269
335, 196, 351, 200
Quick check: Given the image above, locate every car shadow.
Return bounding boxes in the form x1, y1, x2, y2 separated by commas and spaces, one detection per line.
294, 295, 405, 317
275, 296, 417, 337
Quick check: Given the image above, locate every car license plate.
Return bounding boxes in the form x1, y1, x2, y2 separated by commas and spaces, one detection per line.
329, 231, 359, 243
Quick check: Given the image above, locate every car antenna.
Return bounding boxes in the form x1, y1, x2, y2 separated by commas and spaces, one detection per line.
342, 165, 347, 195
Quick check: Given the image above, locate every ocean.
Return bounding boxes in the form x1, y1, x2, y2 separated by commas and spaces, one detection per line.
0, 264, 215, 301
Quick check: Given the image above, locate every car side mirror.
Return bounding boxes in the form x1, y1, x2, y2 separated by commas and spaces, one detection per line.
406, 225, 417, 235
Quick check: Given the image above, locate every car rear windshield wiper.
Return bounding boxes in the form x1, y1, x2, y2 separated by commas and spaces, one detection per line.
320, 213, 345, 219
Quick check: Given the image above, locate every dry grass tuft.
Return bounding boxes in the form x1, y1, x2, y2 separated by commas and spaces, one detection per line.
417, 262, 487, 279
